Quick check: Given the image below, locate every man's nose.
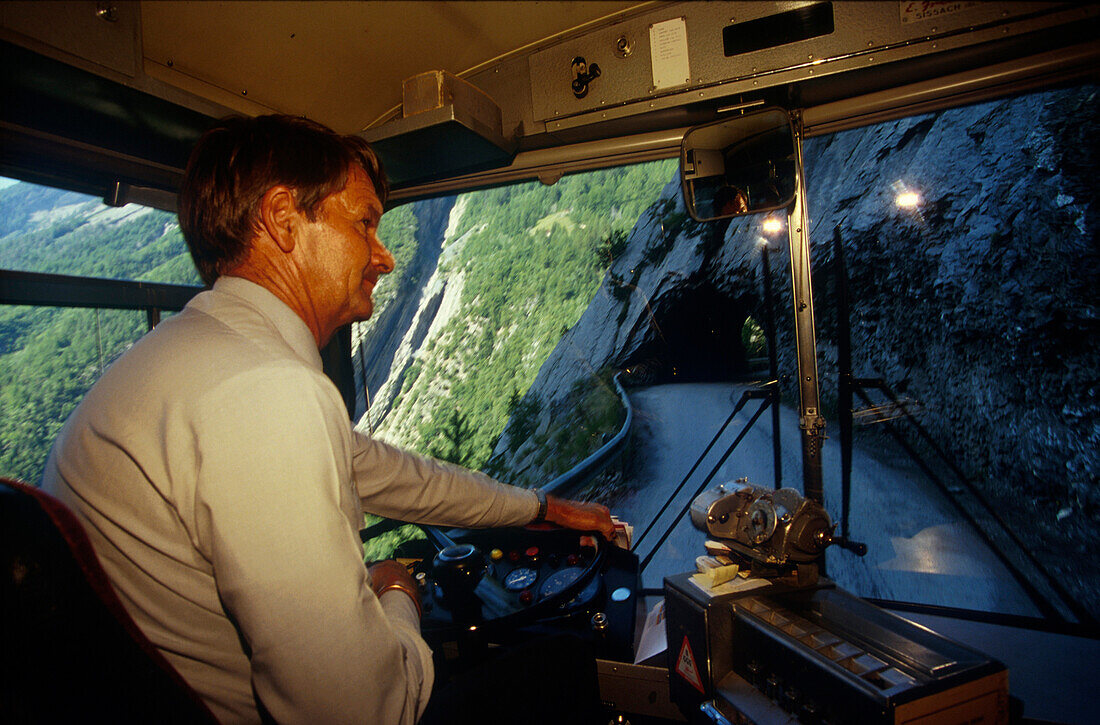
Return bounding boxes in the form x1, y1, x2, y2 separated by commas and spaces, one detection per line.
372, 237, 395, 274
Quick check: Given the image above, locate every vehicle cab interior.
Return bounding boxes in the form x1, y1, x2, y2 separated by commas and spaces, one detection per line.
2, 2, 1098, 723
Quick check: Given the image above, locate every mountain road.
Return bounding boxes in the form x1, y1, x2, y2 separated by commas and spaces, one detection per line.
612, 383, 1040, 617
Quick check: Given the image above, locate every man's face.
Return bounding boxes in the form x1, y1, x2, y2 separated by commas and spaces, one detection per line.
294, 165, 394, 343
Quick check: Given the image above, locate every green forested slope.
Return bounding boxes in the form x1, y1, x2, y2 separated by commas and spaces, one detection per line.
0, 183, 88, 239
370, 202, 421, 313
371, 160, 676, 471
0, 181, 200, 482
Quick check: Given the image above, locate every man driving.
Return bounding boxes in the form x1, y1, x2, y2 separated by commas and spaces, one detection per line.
41, 114, 613, 724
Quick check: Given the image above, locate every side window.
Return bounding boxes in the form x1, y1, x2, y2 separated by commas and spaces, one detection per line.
0, 178, 200, 482
0, 179, 199, 285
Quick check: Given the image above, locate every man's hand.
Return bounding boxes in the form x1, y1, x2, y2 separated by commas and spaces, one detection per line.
368, 560, 422, 617
545, 495, 615, 540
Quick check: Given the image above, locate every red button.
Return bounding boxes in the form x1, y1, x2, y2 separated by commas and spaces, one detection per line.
519, 589, 534, 606
524, 546, 541, 566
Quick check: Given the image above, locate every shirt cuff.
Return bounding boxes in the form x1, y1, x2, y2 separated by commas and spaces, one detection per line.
379, 591, 434, 721
379, 589, 422, 628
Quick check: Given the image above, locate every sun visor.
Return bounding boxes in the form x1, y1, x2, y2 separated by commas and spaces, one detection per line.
361, 71, 515, 190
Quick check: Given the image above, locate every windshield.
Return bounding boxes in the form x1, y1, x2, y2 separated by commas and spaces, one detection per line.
354, 160, 677, 559
3, 84, 1095, 625
358, 85, 1098, 624
800, 84, 1098, 622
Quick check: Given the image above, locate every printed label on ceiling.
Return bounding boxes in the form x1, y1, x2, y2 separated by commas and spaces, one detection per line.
650, 17, 690, 90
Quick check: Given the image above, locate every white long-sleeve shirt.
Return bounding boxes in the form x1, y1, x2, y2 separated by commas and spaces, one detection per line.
41, 276, 538, 724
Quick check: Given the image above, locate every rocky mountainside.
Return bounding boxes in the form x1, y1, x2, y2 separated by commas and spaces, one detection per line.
352, 195, 457, 424
491, 84, 1097, 504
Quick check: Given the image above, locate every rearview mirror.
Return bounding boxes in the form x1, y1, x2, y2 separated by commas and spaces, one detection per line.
680, 108, 797, 222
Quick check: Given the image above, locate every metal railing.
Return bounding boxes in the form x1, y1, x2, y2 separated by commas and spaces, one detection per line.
0, 269, 201, 328
541, 371, 635, 496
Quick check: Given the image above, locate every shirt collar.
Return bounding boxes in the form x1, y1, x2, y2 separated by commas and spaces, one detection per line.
210, 276, 323, 370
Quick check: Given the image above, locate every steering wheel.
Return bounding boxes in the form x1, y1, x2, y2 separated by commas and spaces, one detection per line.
412, 524, 608, 639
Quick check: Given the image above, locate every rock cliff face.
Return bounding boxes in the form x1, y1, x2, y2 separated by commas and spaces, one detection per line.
488, 176, 770, 481
801, 85, 1098, 513
798, 86, 1099, 615
352, 195, 457, 427
490, 85, 1098, 530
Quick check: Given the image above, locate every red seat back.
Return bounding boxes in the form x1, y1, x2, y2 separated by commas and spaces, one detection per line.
0, 477, 217, 723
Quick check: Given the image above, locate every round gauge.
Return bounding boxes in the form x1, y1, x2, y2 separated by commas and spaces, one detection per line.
538, 566, 601, 609
746, 499, 778, 544
504, 567, 538, 592
539, 566, 581, 598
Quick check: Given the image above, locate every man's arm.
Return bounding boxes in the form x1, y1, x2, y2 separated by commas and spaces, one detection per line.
352, 432, 614, 537
352, 432, 537, 527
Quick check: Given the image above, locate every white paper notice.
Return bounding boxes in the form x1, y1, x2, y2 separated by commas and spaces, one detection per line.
649, 17, 690, 90
634, 599, 668, 664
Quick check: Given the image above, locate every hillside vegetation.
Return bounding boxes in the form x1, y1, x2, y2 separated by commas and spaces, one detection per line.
356, 160, 677, 474
0, 181, 200, 482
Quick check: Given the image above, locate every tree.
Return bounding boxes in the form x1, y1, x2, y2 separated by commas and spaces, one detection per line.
504, 390, 542, 453
425, 408, 476, 468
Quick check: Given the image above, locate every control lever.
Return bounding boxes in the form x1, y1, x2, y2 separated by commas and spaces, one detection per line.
570, 56, 601, 98
826, 534, 867, 557
699, 701, 733, 725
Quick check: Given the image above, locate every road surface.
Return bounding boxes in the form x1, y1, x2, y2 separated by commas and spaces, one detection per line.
613, 383, 1040, 616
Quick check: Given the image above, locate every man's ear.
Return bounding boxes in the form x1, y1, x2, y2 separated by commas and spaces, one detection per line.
259, 186, 299, 253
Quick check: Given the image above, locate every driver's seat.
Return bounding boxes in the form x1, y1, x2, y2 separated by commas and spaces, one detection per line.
0, 477, 217, 723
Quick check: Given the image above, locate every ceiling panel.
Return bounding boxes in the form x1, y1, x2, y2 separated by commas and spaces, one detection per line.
141, 1, 645, 134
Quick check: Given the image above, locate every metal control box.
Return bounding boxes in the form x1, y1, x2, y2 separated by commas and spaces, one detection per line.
363, 70, 514, 187
664, 573, 1008, 724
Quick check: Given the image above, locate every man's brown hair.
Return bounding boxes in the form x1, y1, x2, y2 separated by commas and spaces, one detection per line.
178, 115, 388, 285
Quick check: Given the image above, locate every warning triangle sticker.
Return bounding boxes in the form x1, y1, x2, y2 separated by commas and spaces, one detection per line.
676, 635, 705, 694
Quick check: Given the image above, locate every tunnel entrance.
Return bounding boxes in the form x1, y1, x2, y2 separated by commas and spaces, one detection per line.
625, 285, 766, 385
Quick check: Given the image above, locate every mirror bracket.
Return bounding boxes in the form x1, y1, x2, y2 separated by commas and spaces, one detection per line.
678, 107, 827, 530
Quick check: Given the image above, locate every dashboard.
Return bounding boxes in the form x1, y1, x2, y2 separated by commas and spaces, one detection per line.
393, 526, 639, 661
